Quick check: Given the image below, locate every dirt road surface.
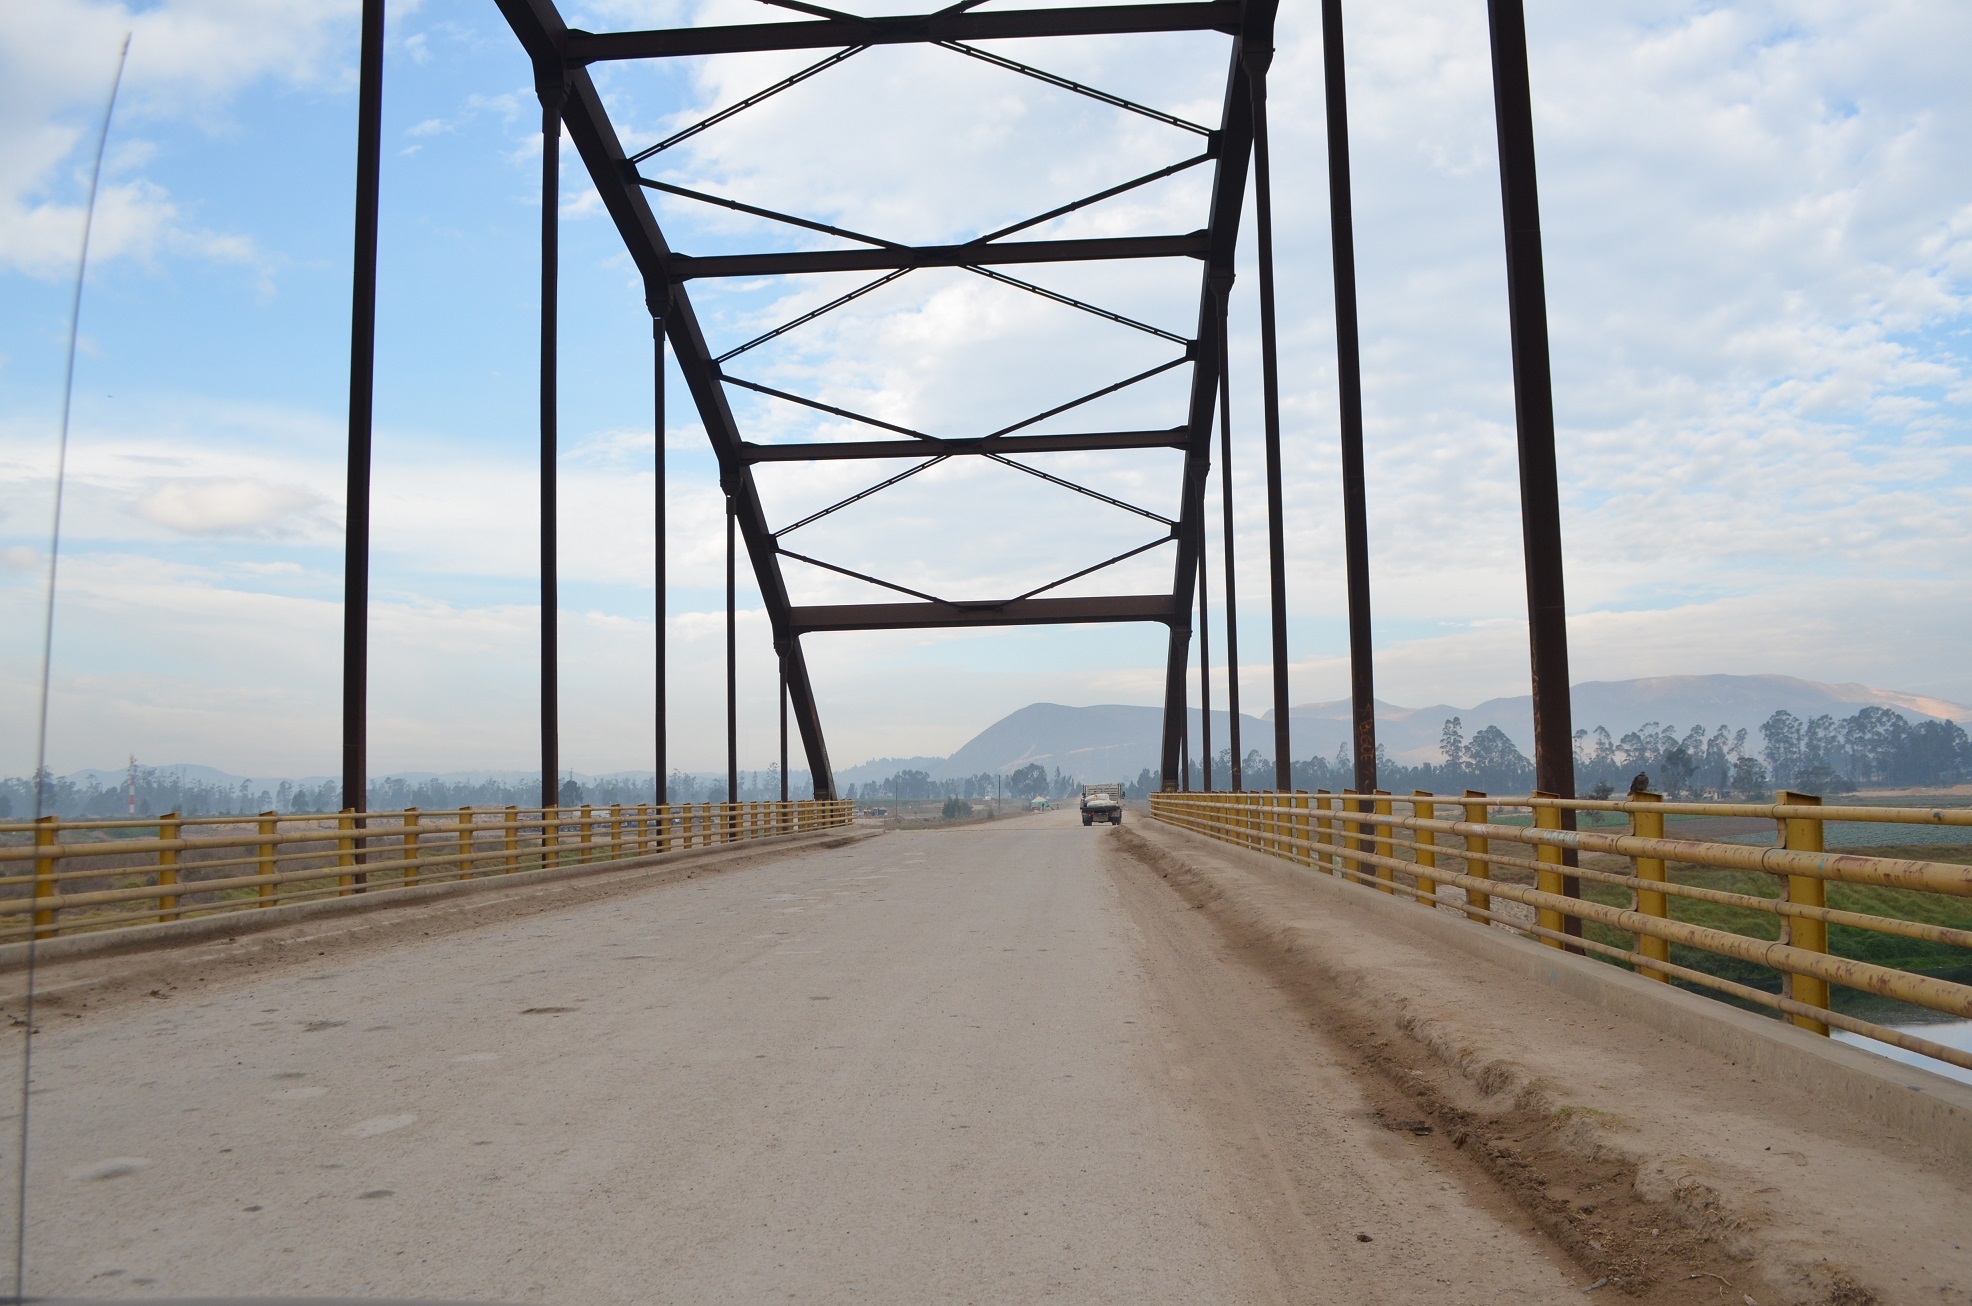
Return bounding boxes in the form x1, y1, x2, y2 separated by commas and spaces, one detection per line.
11, 811, 1595, 1303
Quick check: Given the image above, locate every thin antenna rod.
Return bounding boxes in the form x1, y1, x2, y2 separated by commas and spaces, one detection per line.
16, 34, 130, 1302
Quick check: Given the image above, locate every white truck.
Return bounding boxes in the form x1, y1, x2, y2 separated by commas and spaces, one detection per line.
1080, 783, 1124, 826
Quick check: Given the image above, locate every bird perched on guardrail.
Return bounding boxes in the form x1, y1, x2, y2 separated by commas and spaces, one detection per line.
1627, 772, 1651, 796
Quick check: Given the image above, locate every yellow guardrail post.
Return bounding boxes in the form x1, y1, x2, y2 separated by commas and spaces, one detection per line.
459, 806, 475, 880
32, 816, 59, 939
579, 804, 594, 864
635, 803, 649, 855
1413, 791, 1437, 906
1339, 790, 1360, 883
1531, 793, 1565, 947
1373, 791, 1393, 893
337, 809, 357, 896
1292, 791, 1311, 866
402, 808, 422, 887
1312, 791, 1332, 873
545, 806, 561, 868
1779, 791, 1831, 1035
504, 806, 519, 873
158, 811, 182, 921
609, 803, 623, 859
1631, 792, 1669, 981
1461, 790, 1491, 922
257, 811, 279, 906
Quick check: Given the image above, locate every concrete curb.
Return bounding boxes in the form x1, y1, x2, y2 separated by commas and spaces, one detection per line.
1142, 817, 1972, 1164
0, 824, 882, 972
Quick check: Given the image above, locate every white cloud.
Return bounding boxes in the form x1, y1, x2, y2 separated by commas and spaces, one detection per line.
132, 477, 324, 537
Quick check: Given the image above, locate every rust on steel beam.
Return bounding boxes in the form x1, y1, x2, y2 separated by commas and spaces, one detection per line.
1322, 0, 1376, 796
671, 233, 1207, 280
494, 0, 839, 797
341, 0, 385, 816
1158, 0, 1272, 790
741, 429, 1187, 462
790, 595, 1177, 634
568, 3, 1240, 61
1487, 0, 1581, 933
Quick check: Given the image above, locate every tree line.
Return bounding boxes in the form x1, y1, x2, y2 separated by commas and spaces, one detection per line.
0, 767, 821, 822
1116, 706, 1970, 799
843, 763, 1082, 805
9, 704, 1962, 822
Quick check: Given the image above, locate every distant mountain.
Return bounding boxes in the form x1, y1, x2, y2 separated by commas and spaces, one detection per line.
47, 677, 1965, 794
833, 674, 1970, 780
869, 702, 1270, 783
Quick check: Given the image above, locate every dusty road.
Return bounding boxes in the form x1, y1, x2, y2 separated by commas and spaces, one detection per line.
17, 812, 1586, 1303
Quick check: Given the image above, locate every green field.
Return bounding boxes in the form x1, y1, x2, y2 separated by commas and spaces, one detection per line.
1575, 844, 1972, 1015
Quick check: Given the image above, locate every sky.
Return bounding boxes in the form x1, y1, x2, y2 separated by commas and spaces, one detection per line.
0, 0, 1967, 780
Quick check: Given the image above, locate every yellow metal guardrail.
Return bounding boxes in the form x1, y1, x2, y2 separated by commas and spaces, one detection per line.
1150, 788, 1972, 1075
0, 799, 854, 945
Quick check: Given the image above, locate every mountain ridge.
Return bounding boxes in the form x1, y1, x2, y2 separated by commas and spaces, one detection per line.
859, 674, 1970, 781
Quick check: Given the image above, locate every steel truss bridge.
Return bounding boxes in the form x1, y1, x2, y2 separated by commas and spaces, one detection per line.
337, 0, 1579, 861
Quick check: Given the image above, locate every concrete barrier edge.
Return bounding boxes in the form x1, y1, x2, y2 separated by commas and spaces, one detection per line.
1145, 818, 1972, 1162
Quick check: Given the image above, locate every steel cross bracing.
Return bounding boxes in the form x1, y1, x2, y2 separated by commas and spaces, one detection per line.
494, 0, 1277, 798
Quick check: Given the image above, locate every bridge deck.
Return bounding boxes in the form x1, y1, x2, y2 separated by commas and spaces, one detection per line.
17, 811, 1587, 1302
11, 812, 1967, 1301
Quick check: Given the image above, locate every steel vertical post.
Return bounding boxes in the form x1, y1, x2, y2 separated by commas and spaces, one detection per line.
1180, 699, 1191, 792
1485, 0, 1580, 929
1215, 276, 1244, 791
1321, 0, 1376, 796
538, 77, 566, 812
341, 0, 385, 817
779, 652, 790, 803
652, 308, 667, 803
727, 495, 739, 805
1197, 521, 1212, 792
1246, 50, 1292, 791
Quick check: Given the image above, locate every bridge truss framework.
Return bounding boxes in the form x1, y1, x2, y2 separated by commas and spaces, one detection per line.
339, 0, 1580, 907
